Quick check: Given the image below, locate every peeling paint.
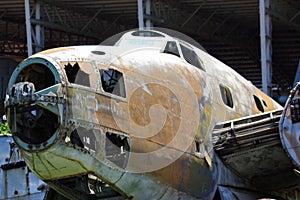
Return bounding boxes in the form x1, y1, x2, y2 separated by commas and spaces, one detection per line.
5, 29, 299, 200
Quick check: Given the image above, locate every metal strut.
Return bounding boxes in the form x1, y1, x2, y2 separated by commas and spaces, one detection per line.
213, 109, 283, 157
212, 109, 300, 190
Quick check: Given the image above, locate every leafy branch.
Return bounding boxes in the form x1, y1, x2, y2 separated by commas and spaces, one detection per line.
0, 123, 10, 135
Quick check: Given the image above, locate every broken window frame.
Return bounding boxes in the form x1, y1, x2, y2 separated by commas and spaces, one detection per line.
105, 131, 130, 168
99, 68, 126, 98
219, 85, 234, 108
63, 62, 98, 90
64, 62, 80, 84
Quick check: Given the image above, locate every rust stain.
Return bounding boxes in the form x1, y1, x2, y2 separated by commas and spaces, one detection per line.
6, 29, 296, 200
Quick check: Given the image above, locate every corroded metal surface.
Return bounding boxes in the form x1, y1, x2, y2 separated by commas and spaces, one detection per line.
213, 109, 300, 190
4, 29, 300, 199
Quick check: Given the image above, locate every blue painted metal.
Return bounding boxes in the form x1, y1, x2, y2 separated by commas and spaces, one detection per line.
0, 135, 46, 199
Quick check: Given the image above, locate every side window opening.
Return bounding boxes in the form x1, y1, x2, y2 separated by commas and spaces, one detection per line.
105, 131, 130, 168
180, 44, 205, 71
63, 62, 98, 88
64, 62, 80, 83
163, 41, 180, 57
100, 69, 126, 98
253, 95, 264, 112
220, 85, 234, 108
262, 99, 268, 107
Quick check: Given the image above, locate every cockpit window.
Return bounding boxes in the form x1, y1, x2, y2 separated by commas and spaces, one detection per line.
131, 31, 165, 37
180, 44, 205, 71
163, 41, 180, 57
100, 69, 126, 98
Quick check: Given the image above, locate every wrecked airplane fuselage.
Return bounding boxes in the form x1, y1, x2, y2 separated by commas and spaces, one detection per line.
4, 29, 300, 199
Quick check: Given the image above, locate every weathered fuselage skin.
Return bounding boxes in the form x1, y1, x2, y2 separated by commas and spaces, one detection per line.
5, 30, 287, 199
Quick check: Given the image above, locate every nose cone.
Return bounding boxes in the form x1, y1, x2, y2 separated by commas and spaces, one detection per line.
5, 56, 65, 151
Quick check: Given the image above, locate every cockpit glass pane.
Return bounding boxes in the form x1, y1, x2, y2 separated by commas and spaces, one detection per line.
180, 44, 205, 71
163, 41, 180, 57
131, 30, 165, 37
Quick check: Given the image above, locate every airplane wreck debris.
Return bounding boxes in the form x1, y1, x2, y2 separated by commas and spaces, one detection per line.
4, 28, 300, 199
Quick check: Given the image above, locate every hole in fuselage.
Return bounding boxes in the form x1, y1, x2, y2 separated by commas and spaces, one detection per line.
13, 104, 59, 145
64, 63, 80, 83
16, 63, 56, 91
105, 132, 130, 168
9, 63, 58, 145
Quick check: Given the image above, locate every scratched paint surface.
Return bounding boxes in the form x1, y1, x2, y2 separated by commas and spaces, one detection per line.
54, 39, 280, 196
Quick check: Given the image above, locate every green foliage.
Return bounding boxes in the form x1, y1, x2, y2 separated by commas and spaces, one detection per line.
0, 123, 10, 135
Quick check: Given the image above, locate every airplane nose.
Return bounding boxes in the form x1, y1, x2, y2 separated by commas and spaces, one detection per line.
9, 83, 59, 145
5, 56, 65, 151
